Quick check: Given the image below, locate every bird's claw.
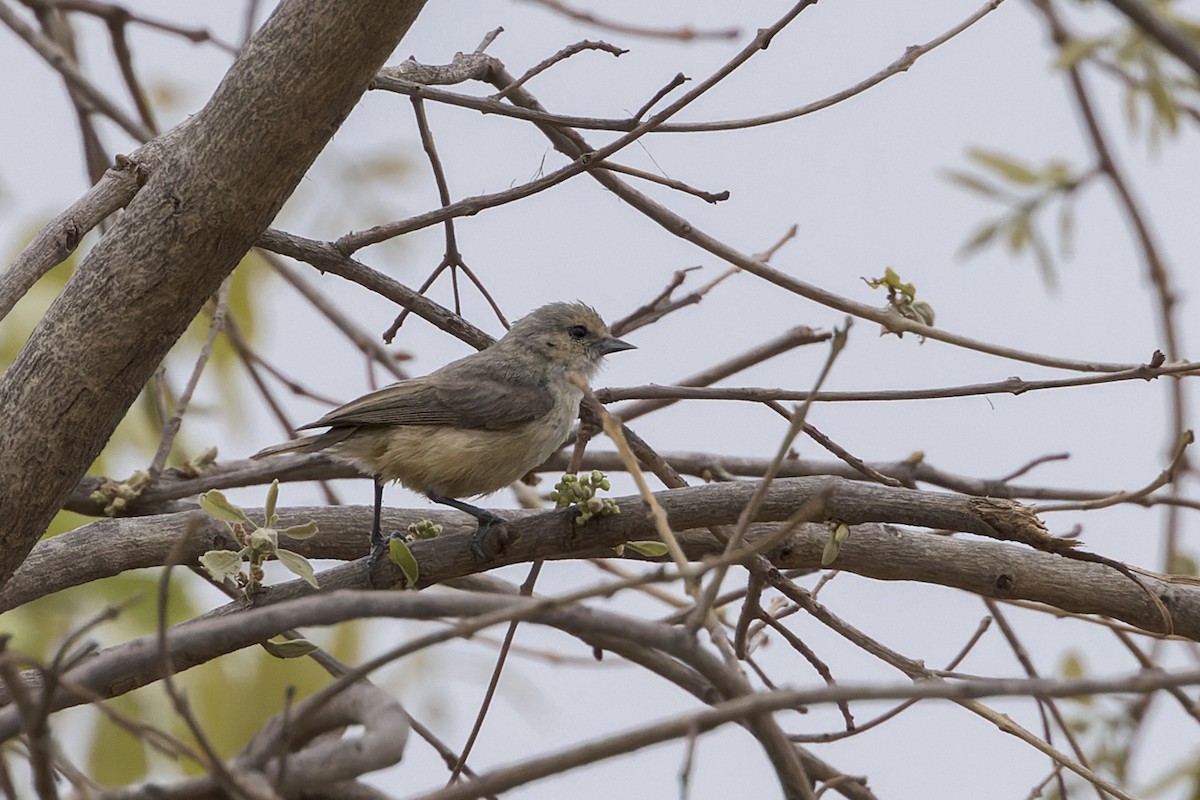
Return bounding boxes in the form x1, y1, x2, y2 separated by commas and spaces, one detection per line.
366, 531, 397, 588
470, 514, 508, 562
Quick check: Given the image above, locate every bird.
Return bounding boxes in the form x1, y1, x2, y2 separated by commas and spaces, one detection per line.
252, 301, 634, 562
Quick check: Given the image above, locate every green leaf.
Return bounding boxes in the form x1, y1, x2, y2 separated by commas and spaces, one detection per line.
623, 540, 669, 557
1007, 213, 1032, 255
863, 267, 916, 301
942, 170, 1004, 198
967, 148, 1041, 185
200, 490, 253, 525
389, 538, 419, 585
276, 548, 319, 588
1028, 228, 1058, 289
908, 300, 935, 327
1144, 66, 1179, 134
1168, 551, 1197, 576
264, 479, 279, 528
1057, 200, 1075, 259
959, 219, 1002, 257
821, 522, 850, 567
250, 527, 279, 554
1123, 82, 1141, 132
261, 638, 320, 659
1054, 37, 1104, 69
280, 520, 319, 540
1060, 650, 1086, 680
199, 549, 246, 582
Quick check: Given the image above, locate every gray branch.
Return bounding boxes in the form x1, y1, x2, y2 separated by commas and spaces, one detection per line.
0, 0, 430, 585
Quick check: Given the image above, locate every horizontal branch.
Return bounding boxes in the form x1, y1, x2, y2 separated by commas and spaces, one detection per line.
10, 478, 1195, 640
600, 359, 1200, 406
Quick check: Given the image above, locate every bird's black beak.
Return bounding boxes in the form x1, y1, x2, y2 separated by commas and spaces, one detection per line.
599, 336, 636, 356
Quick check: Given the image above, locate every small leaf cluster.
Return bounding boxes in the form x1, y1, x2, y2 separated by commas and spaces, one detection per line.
863, 267, 935, 339
386, 520, 443, 587
89, 450, 219, 516
944, 148, 1087, 287
1055, 13, 1200, 144
198, 480, 319, 594
171, 446, 219, 479
550, 470, 620, 525
89, 470, 150, 516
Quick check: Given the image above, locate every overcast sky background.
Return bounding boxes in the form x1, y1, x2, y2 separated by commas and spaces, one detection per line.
3, 0, 1200, 797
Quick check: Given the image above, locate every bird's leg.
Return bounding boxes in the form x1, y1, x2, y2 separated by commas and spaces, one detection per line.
368, 476, 386, 567
427, 493, 507, 562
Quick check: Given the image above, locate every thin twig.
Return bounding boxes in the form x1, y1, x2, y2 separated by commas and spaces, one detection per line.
523, 0, 740, 42
373, 0, 1000, 134
491, 40, 627, 100
383, 96, 509, 340
632, 72, 689, 121
592, 159, 729, 203
149, 279, 231, 477
0, 1, 152, 140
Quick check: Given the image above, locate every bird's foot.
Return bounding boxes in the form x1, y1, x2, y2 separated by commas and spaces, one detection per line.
470, 512, 510, 562
367, 532, 394, 588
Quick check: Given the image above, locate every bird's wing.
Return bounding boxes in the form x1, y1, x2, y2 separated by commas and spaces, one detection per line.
297, 375, 557, 431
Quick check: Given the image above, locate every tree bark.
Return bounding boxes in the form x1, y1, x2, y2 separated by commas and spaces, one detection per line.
0, 0, 429, 584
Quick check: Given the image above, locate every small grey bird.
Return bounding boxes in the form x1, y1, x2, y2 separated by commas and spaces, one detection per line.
253, 301, 634, 561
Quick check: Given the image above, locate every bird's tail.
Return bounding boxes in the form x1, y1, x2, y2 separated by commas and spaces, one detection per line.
251, 435, 325, 460
251, 428, 356, 460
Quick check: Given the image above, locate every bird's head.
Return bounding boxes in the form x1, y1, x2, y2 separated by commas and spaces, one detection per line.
501, 301, 634, 379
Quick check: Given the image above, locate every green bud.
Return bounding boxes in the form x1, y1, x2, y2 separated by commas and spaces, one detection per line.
250, 527, 279, 553
407, 520, 443, 540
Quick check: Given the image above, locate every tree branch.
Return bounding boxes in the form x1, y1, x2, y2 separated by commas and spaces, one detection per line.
0, 0, 430, 583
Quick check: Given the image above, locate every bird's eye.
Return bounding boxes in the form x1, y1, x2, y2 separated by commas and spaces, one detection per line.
568, 325, 588, 340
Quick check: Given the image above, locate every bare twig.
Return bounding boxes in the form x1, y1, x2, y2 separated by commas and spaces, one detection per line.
597, 359, 1200, 405
523, 0, 739, 42
0, 1, 152, 140
491, 39, 627, 100
148, 279, 231, 477
632, 72, 689, 121
372, 0, 1000, 134
346, 3, 819, 253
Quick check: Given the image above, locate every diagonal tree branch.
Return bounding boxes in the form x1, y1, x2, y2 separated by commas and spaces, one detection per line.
0, 0, 431, 584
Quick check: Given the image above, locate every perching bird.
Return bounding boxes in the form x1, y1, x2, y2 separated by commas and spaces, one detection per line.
252, 301, 634, 561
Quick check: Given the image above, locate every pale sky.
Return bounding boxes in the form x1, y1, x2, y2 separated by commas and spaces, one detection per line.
3, 1, 1199, 797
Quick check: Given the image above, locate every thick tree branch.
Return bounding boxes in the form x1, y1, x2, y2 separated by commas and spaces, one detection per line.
0, 0, 429, 584
6, 478, 1195, 641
